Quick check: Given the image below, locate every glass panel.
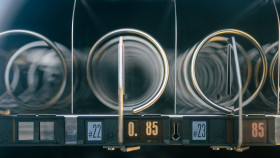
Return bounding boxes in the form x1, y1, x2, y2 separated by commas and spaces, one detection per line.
176, 0, 277, 114
73, 0, 175, 114
0, 0, 74, 114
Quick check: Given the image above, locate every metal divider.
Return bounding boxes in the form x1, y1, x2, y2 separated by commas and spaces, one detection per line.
117, 36, 140, 152
273, 0, 280, 146
229, 37, 249, 152
272, 0, 280, 114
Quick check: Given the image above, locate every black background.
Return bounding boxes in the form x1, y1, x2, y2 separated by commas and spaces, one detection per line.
0, 146, 280, 158
1, 0, 280, 157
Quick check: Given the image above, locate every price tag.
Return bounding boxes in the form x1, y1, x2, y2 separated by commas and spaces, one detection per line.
87, 122, 102, 141
243, 119, 267, 143
124, 119, 163, 143
192, 121, 207, 140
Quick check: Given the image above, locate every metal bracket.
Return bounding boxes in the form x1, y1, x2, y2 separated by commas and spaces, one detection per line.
228, 36, 249, 152
0, 109, 10, 115
226, 42, 232, 96
211, 146, 234, 151
103, 146, 116, 151
234, 146, 250, 152
118, 36, 124, 145
103, 146, 141, 152
117, 36, 141, 152
120, 146, 141, 152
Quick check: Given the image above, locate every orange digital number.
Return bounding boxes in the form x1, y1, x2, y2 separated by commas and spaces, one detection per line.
146, 121, 158, 136
251, 122, 264, 138
128, 121, 135, 137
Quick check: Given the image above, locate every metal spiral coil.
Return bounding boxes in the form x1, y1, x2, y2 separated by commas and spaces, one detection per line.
87, 28, 169, 113
170, 37, 251, 112
1, 30, 69, 110
172, 29, 267, 113
251, 41, 278, 109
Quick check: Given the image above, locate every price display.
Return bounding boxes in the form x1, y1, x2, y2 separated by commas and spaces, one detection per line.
124, 119, 163, 143
243, 119, 267, 143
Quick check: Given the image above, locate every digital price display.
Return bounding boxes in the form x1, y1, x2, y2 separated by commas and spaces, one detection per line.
124, 119, 163, 143
243, 119, 267, 143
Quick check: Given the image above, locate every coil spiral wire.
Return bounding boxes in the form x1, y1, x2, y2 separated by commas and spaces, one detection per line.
5, 40, 73, 110
170, 29, 267, 113
0, 49, 21, 107
267, 42, 280, 110
1, 30, 68, 110
87, 29, 169, 113
170, 36, 252, 112
189, 29, 267, 113
252, 41, 278, 109
25, 41, 77, 109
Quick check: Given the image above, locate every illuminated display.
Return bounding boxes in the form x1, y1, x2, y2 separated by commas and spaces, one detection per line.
124, 119, 163, 143
192, 121, 207, 140
87, 122, 102, 141
243, 119, 267, 143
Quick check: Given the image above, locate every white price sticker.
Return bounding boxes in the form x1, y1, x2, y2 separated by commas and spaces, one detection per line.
88, 122, 102, 141
192, 121, 207, 140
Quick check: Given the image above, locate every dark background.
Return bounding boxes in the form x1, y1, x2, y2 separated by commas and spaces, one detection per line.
0, 146, 279, 158
0, 0, 280, 157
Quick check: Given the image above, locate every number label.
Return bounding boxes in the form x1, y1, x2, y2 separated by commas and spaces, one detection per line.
88, 122, 102, 141
192, 121, 207, 140
243, 119, 267, 143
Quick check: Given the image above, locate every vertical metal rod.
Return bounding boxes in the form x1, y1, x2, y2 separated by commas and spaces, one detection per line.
231, 37, 244, 151
71, 0, 77, 114
174, 0, 178, 114
118, 36, 124, 145
123, 39, 125, 96
273, 0, 280, 114
226, 43, 232, 95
